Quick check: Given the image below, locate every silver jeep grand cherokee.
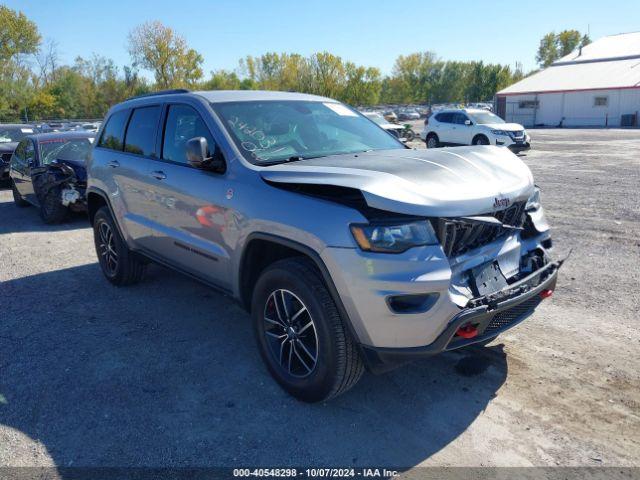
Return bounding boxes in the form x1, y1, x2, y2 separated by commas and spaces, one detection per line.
87, 89, 562, 402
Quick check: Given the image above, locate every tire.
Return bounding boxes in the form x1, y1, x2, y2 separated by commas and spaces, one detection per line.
404, 129, 416, 141
252, 257, 364, 402
11, 180, 29, 207
39, 187, 69, 224
473, 135, 490, 146
426, 133, 440, 148
93, 206, 146, 286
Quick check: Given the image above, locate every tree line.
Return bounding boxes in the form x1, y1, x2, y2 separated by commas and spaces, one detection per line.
0, 5, 588, 121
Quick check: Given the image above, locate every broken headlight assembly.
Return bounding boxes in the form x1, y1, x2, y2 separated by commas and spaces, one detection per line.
350, 220, 438, 253
526, 186, 541, 211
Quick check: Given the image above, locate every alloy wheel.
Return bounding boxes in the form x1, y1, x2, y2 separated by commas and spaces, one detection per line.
98, 222, 118, 275
263, 289, 318, 378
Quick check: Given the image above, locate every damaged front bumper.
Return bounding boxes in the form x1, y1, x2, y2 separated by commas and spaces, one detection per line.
361, 258, 563, 373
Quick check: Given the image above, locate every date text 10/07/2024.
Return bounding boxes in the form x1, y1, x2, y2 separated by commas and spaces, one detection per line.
233, 468, 400, 478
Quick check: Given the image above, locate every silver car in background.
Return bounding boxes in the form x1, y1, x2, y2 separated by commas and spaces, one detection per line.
87, 90, 560, 402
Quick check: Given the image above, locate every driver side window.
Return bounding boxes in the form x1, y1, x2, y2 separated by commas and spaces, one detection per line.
162, 105, 216, 165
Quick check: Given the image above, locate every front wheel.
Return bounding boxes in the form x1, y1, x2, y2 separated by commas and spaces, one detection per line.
39, 187, 69, 224
252, 258, 364, 402
473, 135, 490, 146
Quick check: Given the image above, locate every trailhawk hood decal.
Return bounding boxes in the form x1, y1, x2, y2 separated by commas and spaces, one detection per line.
260, 146, 534, 217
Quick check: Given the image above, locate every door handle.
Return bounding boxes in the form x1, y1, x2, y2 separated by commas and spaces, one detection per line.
150, 170, 167, 180
107, 160, 120, 168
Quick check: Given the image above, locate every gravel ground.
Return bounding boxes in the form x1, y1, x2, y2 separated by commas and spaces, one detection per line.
0, 129, 639, 472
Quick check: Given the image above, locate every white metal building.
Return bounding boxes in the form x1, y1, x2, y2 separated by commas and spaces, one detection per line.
496, 32, 640, 127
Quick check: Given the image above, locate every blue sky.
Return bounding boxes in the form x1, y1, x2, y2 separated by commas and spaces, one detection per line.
7, 0, 640, 79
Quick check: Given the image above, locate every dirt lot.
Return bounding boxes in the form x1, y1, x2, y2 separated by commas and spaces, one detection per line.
1, 129, 639, 471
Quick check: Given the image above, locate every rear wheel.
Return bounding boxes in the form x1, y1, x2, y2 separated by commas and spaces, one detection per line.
39, 187, 69, 224
11, 180, 29, 207
426, 133, 439, 148
252, 258, 364, 402
404, 128, 416, 141
93, 206, 146, 286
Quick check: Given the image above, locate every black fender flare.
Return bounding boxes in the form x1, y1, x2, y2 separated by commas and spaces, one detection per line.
86, 186, 126, 238
240, 232, 364, 347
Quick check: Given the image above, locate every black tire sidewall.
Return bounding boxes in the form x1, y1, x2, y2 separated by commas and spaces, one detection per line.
252, 263, 342, 401
40, 188, 68, 223
474, 135, 489, 145
93, 208, 126, 283
426, 134, 439, 148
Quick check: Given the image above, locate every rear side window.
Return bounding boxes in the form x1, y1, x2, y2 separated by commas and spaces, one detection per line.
162, 104, 216, 165
124, 106, 161, 157
98, 110, 130, 151
435, 112, 452, 123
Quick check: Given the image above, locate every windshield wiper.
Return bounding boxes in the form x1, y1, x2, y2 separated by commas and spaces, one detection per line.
259, 155, 325, 166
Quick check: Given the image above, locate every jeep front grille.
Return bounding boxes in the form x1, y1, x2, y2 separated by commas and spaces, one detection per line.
432, 201, 527, 257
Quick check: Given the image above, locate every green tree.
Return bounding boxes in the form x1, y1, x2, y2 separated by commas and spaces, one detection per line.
536, 30, 591, 67
536, 32, 559, 68
128, 21, 203, 89
202, 70, 242, 90
0, 5, 41, 62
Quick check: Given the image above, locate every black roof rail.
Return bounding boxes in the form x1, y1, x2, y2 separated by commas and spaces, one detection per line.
125, 89, 190, 101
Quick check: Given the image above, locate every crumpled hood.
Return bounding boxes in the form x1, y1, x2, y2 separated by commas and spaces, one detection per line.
260, 146, 534, 217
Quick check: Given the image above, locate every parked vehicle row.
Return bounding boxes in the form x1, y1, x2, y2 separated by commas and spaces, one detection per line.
1, 121, 100, 184
362, 112, 416, 142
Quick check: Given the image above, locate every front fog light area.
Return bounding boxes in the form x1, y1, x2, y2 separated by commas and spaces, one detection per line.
350, 221, 438, 253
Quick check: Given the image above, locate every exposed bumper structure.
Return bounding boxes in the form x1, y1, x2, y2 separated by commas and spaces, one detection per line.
361, 259, 562, 373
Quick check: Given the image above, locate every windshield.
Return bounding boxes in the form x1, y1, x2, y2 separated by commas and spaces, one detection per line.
468, 111, 505, 125
0, 126, 34, 143
39, 137, 94, 165
211, 101, 403, 164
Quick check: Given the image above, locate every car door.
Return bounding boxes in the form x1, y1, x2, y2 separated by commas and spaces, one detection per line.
434, 113, 454, 144
139, 102, 233, 289
97, 106, 163, 247
452, 112, 474, 145
12, 139, 38, 203
9, 139, 28, 192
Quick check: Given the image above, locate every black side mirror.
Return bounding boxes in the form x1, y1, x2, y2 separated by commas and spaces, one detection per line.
186, 137, 226, 173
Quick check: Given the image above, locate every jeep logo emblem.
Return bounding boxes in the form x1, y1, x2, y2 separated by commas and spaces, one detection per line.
493, 197, 510, 209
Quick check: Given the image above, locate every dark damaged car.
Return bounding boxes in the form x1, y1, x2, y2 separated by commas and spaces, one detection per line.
0, 124, 36, 183
10, 131, 94, 223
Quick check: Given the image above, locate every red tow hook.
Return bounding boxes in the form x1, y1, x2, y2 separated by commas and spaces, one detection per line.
540, 289, 554, 299
456, 324, 478, 339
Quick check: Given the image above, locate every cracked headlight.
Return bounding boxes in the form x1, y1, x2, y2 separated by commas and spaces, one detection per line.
350, 221, 438, 253
526, 186, 541, 211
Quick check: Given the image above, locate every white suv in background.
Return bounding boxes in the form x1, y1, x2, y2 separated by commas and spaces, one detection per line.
421, 109, 531, 152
